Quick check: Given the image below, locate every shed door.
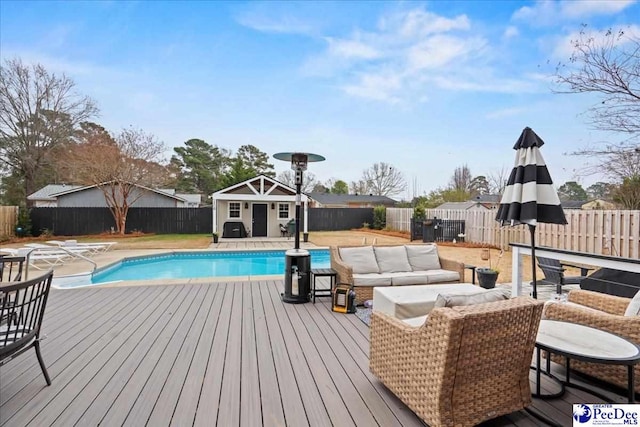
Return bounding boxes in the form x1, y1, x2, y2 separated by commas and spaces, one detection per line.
252, 203, 268, 237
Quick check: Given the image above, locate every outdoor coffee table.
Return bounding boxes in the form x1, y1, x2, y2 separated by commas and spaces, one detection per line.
373, 283, 482, 320
534, 319, 640, 403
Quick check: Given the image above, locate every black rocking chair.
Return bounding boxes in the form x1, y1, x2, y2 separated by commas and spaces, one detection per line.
0, 270, 54, 386
536, 257, 593, 295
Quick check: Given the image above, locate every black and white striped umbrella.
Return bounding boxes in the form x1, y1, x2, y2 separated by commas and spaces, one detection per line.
496, 127, 567, 298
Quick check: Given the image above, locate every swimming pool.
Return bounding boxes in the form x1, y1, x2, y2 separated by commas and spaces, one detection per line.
90, 250, 330, 284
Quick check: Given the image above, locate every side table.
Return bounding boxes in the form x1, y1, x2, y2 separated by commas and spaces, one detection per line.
464, 264, 477, 284
310, 268, 337, 303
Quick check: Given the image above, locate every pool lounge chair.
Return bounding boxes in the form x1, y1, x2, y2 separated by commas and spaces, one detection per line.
3, 248, 71, 269
46, 240, 117, 254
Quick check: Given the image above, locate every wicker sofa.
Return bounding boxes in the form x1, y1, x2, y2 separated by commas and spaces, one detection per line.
543, 289, 640, 393
330, 244, 465, 305
370, 296, 544, 427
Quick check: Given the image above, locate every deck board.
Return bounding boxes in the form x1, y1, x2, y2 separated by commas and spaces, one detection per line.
256, 279, 308, 426
0, 281, 630, 427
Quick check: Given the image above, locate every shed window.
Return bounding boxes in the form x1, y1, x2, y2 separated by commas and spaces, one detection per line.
278, 203, 289, 219
229, 202, 241, 218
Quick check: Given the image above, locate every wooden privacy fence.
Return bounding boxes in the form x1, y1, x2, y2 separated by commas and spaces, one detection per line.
29, 207, 372, 236
0, 206, 18, 238
31, 207, 213, 236
387, 208, 640, 259
308, 208, 373, 231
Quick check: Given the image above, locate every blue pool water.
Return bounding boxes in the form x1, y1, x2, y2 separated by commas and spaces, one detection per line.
91, 250, 330, 284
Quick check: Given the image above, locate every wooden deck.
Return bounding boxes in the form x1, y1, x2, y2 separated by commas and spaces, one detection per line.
0, 280, 627, 426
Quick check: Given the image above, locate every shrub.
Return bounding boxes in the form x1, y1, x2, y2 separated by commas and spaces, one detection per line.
362, 222, 371, 229
413, 205, 426, 220
373, 205, 386, 230
16, 207, 32, 237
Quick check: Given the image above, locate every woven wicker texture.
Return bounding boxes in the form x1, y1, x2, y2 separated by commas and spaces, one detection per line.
370, 296, 544, 427
330, 245, 465, 305
543, 289, 640, 392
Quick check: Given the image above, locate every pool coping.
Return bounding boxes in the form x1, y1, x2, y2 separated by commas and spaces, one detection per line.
52, 247, 330, 289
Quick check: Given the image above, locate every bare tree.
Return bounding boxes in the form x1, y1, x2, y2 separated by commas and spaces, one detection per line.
554, 26, 640, 189
554, 26, 640, 138
487, 166, 510, 195
65, 127, 167, 234
276, 170, 318, 193
361, 162, 406, 196
349, 179, 370, 195
0, 58, 98, 204
448, 164, 473, 192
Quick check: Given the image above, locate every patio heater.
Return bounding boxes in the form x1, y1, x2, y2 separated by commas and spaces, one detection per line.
273, 151, 325, 303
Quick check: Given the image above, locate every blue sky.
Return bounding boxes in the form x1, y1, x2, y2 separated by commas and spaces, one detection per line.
1, 0, 639, 198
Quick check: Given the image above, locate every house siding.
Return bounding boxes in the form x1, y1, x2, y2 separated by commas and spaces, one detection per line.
57, 187, 180, 208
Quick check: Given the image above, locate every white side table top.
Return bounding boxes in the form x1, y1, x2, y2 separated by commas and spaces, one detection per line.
537, 319, 640, 362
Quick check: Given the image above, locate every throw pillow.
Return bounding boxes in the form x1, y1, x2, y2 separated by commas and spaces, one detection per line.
339, 246, 379, 274
624, 290, 640, 316
405, 244, 441, 271
374, 246, 412, 273
434, 288, 510, 308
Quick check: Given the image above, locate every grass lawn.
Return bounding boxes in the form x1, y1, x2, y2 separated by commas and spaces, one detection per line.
5, 230, 575, 284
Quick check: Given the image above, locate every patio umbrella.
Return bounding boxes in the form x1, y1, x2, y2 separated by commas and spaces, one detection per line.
496, 127, 567, 298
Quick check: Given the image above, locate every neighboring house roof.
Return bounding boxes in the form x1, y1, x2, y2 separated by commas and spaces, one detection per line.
176, 193, 202, 204
27, 184, 83, 201
473, 194, 501, 203
561, 200, 586, 209
435, 201, 488, 210
309, 193, 396, 206
49, 181, 188, 202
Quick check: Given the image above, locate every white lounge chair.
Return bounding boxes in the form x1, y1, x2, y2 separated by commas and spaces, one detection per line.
46, 240, 117, 254
3, 248, 71, 270
24, 243, 92, 257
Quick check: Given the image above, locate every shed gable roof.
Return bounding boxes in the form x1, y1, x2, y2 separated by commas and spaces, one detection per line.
212, 175, 310, 201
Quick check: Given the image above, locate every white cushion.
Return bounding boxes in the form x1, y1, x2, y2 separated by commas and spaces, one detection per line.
339, 246, 379, 274
434, 288, 510, 308
405, 245, 441, 271
625, 291, 640, 316
401, 315, 428, 327
352, 273, 392, 287
388, 272, 430, 286
424, 269, 460, 284
374, 246, 412, 273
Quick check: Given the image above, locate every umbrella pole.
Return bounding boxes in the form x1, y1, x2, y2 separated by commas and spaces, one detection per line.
529, 225, 537, 299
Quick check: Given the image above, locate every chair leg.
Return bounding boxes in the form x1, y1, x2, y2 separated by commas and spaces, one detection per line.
35, 340, 52, 386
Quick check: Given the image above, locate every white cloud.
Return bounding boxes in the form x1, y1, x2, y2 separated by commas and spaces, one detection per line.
503, 26, 519, 39
326, 37, 380, 59
379, 9, 471, 37
432, 75, 539, 94
342, 72, 403, 103
236, 13, 315, 35
407, 35, 486, 70
560, 0, 636, 18
512, 0, 637, 25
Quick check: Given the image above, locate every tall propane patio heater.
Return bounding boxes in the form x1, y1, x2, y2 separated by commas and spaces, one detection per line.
274, 151, 325, 303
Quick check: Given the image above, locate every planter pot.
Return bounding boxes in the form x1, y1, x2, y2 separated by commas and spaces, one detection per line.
476, 268, 498, 289
212, 234, 219, 243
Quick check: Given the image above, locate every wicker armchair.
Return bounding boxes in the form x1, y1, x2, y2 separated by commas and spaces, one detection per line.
543, 289, 640, 393
370, 296, 544, 427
